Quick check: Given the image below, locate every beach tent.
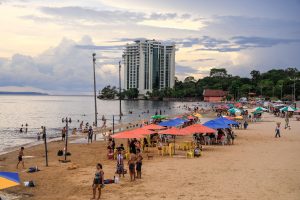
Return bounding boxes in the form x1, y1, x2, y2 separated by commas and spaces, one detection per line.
151, 115, 166, 119
0, 172, 20, 190
214, 117, 239, 125
180, 124, 216, 135
280, 106, 296, 112
142, 124, 165, 130
203, 120, 230, 129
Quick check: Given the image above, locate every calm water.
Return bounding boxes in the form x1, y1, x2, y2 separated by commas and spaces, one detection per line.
0, 95, 208, 152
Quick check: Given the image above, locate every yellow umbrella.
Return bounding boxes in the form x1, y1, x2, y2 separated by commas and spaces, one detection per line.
234, 116, 243, 120
192, 113, 203, 118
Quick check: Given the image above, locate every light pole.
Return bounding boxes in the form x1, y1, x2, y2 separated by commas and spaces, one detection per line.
92, 53, 98, 127
119, 61, 122, 120
64, 117, 70, 162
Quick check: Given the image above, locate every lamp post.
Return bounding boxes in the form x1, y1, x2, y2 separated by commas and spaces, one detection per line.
43, 126, 48, 167
92, 53, 98, 127
64, 117, 70, 162
119, 61, 122, 120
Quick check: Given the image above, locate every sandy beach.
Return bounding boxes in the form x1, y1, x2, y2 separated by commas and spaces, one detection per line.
1, 113, 300, 200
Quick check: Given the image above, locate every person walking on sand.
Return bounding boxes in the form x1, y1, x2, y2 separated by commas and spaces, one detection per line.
116, 149, 125, 178
284, 114, 290, 130
128, 156, 136, 181
88, 126, 93, 143
25, 123, 28, 133
92, 163, 104, 200
136, 149, 143, 179
275, 123, 281, 138
16, 147, 25, 169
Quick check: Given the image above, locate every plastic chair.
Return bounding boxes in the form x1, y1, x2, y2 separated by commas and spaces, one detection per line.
186, 150, 194, 158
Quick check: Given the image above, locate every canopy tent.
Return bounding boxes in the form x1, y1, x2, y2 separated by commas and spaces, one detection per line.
0, 172, 20, 190
142, 124, 165, 130
214, 117, 239, 125
223, 116, 235, 120
280, 106, 296, 112
159, 118, 187, 127
203, 120, 230, 129
180, 124, 216, 135
151, 115, 166, 119
158, 127, 187, 135
111, 128, 151, 139
254, 107, 267, 112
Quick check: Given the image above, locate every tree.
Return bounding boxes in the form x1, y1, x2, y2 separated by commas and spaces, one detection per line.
98, 85, 117, 99
124, 88, 139, 99
184, 76, 196, 83
209, 68, 228, 78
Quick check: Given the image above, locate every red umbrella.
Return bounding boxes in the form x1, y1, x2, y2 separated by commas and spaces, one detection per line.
111, 130, 145, 139
180, 124, 216, 135
142, 124, 165, 130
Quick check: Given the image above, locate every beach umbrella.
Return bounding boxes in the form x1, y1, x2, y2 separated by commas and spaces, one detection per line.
280, 106, 296, 112
254, 107, 267, 112
192, 113, 203, 118
214, 117, 239, 125
142, 124, 165, 130
294, 109, 300, 113
151, 115, 166, 119
0, 172, 21, 190
234, 103, 242, 108
111, 129, 148, 139
180, 124, 216, 135
228, 108, 241, 115
203, 120, 230, 129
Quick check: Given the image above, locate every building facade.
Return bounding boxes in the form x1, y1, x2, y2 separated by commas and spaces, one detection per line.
123, 39, 175, 95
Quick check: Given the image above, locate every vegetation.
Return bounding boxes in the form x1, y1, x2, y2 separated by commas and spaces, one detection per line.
99, 68, 300, 101
98, 86, 139, 100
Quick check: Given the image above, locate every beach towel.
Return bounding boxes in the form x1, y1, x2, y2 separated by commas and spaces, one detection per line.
27, 166, 40, 173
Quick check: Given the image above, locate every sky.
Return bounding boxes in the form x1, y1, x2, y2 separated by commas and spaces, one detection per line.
0, 0, 300, 94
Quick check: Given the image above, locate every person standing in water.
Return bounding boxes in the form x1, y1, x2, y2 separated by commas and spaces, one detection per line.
61, 127, 66, 141
25, 123, 28, 133
16, 147, 25, 169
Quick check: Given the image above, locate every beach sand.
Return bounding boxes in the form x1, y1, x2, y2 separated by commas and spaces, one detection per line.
1, 113, 300, 200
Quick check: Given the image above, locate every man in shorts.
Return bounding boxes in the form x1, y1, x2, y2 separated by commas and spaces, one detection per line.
17, 147, 25, 169
116, 150, 125, 178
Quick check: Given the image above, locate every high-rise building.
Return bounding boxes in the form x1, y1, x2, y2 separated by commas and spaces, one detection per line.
123, 39, 175, 95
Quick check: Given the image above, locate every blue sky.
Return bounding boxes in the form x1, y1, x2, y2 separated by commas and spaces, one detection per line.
0, 0, 299, 94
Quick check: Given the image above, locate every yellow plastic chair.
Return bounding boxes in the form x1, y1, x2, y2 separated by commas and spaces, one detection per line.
186, 150, 194, 158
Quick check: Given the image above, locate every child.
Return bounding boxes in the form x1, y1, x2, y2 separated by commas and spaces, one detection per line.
17, 147, 25, 169
128, 156, 136, 182
136, 149, 143, 179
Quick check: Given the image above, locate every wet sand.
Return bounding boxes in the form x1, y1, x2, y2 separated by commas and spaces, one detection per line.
1, 113, 300, 200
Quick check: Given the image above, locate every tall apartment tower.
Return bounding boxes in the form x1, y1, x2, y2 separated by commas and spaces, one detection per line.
123, 39, 175, 95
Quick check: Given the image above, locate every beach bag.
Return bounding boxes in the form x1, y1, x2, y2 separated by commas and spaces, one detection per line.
24, 180, 35, 187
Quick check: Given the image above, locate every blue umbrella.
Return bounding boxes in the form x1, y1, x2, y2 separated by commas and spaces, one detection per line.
159, 118, 186, 127
203, 120, 230, 129
214, 117, 238, 125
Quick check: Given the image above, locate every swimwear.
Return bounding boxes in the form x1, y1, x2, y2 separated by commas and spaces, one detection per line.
93, 171, 102, 185
129, 163, 135, 173
18, 156, 22, 162
136, 161, 142, 171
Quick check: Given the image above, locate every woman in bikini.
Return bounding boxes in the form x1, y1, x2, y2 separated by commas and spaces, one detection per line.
92, 163, 104, 200
128, 156, 136, 182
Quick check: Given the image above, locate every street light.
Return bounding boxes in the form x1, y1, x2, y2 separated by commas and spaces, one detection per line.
92, 53, 98, 127
119, 61, 122, 120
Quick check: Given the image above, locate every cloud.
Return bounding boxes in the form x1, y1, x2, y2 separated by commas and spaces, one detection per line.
0, 36, 121, 94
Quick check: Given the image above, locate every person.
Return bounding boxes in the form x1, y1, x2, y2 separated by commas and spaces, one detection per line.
275, 123, 281, 138
20, 124, 23, 133
136, 149, 143, 179
143, 138, 148, 151
92, 163, 104, 200
116, 143, 125, 152
244, 121, 248, 129
25, 123, 28, 133
37, 132, 41, 141
284, 114, 290, 130
194, 145, 202, 157
16, 147, 25, 169
88, 126, 93, 143
72, 128, 77, 135
129, 139, 137, 154
116, 150, 125, 178
61, 127, 66, 141
128, 156, 136, 181
111, 139, 115, 151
